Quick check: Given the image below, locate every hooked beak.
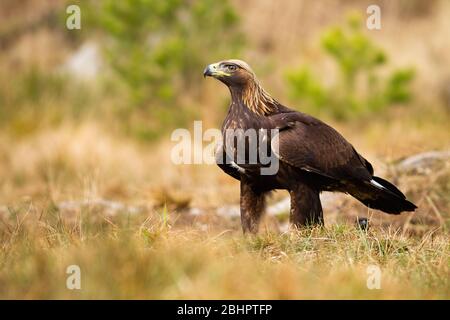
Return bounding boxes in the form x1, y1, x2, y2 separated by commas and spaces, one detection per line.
203, 65, 213, 78
203, 62, 230, 79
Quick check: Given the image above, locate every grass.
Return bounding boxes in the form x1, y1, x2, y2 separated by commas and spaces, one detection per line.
0, 115, 448, 300
0, 199, 448, 299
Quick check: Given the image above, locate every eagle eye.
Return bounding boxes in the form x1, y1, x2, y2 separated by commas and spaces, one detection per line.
226, 64, 237, 72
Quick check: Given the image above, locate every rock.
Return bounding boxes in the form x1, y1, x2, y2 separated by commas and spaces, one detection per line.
61, 42, 102, 80
216, 205, 240, 218
396, 151, 450, 174
266, 192, 346, 216
357, 217, 369, 231
57, 198, 143, 217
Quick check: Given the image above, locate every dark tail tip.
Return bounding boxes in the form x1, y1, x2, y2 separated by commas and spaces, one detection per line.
371, 176, 417, 214
401, 199, 418, 212
351, 176, 418, 215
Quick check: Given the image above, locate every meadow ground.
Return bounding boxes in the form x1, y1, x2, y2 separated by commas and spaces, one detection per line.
0, 116, 448, 299
0, 201, 448, 299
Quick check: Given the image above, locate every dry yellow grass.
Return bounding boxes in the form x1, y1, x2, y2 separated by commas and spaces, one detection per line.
0, 117, 448, 299
0, 201, 448, 299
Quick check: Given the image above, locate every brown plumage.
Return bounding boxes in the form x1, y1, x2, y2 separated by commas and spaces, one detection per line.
204, 59, 417, 234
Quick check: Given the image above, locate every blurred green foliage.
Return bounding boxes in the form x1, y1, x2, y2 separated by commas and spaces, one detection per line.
286, 14, 415, 120
1, 0, 244, 140
0, 68, 91, 136
79, 0, 244, 140
85, 0, 243, 105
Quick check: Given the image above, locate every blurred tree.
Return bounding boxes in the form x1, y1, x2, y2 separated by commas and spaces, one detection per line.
286, 14, 415, 120
80, 0, 244, 140
86, 0, 243, 105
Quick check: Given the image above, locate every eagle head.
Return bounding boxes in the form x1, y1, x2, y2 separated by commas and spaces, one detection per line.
203, 59, 256, 88
204, 59, 277, 115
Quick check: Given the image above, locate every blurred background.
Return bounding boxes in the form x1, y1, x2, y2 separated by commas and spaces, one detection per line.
0, 0, 449, 299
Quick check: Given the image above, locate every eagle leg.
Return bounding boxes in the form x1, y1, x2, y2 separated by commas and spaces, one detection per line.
289, 184, 324, 227
240, 177, 266, 234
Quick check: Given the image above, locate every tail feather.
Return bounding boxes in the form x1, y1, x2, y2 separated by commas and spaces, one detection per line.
371, 176, 406, 199
349, 176, 417, 214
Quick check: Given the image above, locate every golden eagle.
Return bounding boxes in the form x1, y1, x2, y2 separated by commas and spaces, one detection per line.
204, 59, 417, 233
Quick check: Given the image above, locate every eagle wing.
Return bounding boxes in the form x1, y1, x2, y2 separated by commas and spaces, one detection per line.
270, 111, 373, 181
